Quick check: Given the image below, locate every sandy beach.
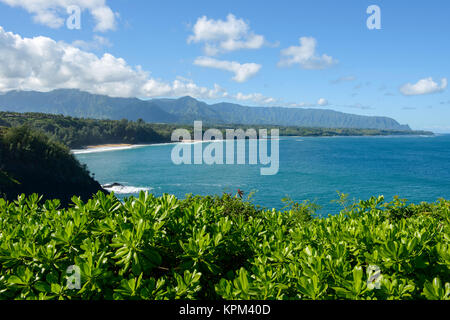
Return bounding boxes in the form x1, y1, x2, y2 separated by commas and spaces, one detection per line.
71, 140, 225, 155
86, 143, 133, 149
72, 144, 148, 155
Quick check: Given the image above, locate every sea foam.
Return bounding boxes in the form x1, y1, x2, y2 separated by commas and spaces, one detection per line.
103, 185, 152, 194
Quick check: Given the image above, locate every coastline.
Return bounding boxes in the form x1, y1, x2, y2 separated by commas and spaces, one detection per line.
71, 134, 436, 155
86, 143, 133, 149
72, 144, 150, 155
71, 140, 214, 154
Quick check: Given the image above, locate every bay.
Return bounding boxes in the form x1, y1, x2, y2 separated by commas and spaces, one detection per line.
75, 135, 450, 215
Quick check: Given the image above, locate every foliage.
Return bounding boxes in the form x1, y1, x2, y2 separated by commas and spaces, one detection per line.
0, 126, 105, 204
0, 191, 448, 300
0, 112, 168, 149
0, 111, 432, 149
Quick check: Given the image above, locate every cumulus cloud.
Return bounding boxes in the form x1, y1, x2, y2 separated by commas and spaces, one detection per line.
0, 0, 117, 32
284, 102, 308, 108
317, 98, 328, 106
0, 26, 226, 98
0, 26, 288, 107
72, 35, 112, 51
278, 37, 337, 69
400, 77, 447, 96
194, 57, 261, 83
234, 92, 277, 105
187, 14, 265, 56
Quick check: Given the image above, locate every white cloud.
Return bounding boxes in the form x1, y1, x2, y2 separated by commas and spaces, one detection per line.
72, 35, 112, 51
278, 37, 337, 69
285, 102, 308, 108
400, 77, 447, 96
194, 57, 261, 83
317, 98, 328, 106
0, 0, 117, 32
234, 92, 277, 105
0, 26, 285, 107
291, 99, 329, 107
187, 14, 265, 55
0, 26, 223, 98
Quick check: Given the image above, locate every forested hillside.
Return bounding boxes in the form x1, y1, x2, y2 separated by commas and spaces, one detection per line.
0, 112, 169, 148
0, 126, 105, 204
0, 112, 432, 149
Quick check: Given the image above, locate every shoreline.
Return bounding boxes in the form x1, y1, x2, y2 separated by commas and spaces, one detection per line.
72, 144, 150, 155
86, 143, 133, 149
71, 140, 214, 154
71, 134, 436, 155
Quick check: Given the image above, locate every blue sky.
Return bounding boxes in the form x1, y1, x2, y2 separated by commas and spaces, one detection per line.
0, 0, 449, 131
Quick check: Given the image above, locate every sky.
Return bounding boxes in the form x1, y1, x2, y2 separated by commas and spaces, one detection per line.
0, 0, 449, 131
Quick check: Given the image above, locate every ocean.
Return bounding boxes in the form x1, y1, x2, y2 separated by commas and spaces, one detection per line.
74, 135, 450, 215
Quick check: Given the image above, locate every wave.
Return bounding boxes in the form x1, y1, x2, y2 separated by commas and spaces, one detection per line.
103, 184, 152, 194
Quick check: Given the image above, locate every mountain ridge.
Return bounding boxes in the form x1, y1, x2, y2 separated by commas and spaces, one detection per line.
0, 89, 411, 131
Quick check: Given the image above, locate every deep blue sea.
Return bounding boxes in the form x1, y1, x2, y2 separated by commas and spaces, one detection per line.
75, 135, 450, 215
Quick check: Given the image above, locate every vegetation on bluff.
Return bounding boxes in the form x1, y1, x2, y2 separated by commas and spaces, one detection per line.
0, 126, 105, 205
0, 191, 448, 300
0, 112, 432, 149
0, 112, 168, 149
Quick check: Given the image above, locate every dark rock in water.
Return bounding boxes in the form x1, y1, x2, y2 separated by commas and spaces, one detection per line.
102, 183, 124, 188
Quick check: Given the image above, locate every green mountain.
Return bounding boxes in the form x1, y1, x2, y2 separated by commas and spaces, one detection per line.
0, 89, 411, 131
0, 89, 177, 123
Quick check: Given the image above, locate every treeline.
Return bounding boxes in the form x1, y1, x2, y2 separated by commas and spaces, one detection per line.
0, 112, 433, 149
210, 124, 433, 138
0, 112, 168, 149
0, 126, 105, 204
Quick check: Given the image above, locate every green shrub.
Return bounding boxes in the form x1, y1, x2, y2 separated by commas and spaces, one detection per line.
0, 192, 448, 300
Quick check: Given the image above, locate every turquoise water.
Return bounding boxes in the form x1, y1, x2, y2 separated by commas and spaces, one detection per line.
75, 135, 450, 215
